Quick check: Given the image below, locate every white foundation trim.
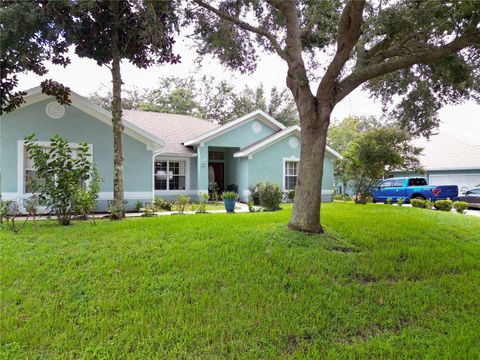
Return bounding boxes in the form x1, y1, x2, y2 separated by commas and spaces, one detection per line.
98, 192, 154, 200
154, 190, 198, 196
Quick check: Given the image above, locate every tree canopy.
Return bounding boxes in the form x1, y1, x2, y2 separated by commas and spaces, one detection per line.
340, 126, 423, 203
0, 1, 72, 114
188, 0, 479, 232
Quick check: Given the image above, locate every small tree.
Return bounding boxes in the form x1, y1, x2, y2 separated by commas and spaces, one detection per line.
25, 134, 98, 225
340, 127, 422, 204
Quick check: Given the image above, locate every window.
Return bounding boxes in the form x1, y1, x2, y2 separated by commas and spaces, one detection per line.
209, 151, 225, 161
380, 180, 393, 188
408, 178, 427, 186
391, 179, 405, 187
23, 143, 87, 194
154, 160, 186, 191
284, 161, 298, 190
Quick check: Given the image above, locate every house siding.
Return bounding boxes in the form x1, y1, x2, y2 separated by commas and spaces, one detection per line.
0, 99, 154, 210
242, 134, 335, 202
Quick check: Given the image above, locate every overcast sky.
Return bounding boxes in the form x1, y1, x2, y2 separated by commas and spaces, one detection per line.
17, 40, 480, 145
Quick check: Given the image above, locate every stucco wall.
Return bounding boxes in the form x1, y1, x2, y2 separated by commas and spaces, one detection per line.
1, 98, 154, 210
241, 134, 335, 202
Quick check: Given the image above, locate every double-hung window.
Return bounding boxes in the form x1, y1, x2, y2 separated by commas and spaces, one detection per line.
23, 143, 89, 194
155, 160, 186, 191
284, 161, 298, 191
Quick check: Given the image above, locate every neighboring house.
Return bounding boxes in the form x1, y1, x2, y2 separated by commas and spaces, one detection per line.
0, 87, 342, 211
392, 132, 480, 193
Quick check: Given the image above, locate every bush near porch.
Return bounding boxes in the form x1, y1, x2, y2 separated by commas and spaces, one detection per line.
1, 203, 479, 358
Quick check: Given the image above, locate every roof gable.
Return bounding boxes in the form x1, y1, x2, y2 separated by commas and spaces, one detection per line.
183, 109, 285, 146
19, 87, 165, 151
233, 125, 343, 160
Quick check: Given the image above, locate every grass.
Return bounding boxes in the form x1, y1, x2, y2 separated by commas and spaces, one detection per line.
1, 203, 479, 358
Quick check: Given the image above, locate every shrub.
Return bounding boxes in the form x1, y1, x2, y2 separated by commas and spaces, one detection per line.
453, 201, 469, 214
25, 134, 100, 225
222, 191, 238, 200
411, 198, 426, 208
425, 199, 434, 209
142, 203, 154, 217
258, 181, 282, 211
133, 201, 143, 212
226, 184, 238, 193
196, 194, 210, 214
397, 198, 405, 206
288, 190, 295, 201
175, 194, 190, 214
0, 199, 29, 233
248, 183, 261, 205
334, 194, 351, 201
435, 200, 453, 212
208, 182, 220, 201
385, 197, 393, 205
153, 196, 173, 211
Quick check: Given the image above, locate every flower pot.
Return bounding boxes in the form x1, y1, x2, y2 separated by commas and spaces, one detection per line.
223, 198, 236, 213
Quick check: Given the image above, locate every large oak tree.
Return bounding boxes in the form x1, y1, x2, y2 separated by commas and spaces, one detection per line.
188, 0, 480, 233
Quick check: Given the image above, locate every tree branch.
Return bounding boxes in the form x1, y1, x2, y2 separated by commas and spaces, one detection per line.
316, 0, 366, 104
335, 30, 480, 103
192, 0, 287, 60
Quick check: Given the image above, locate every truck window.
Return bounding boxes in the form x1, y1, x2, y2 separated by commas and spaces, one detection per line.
392, 179, 405, 187
408, 178, 427, 186
380, 180, 393, 188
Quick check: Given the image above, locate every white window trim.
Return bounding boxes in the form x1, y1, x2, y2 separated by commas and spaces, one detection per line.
153, 156, 190, 195
282, 157, 300, 191
17, 140, 94, 197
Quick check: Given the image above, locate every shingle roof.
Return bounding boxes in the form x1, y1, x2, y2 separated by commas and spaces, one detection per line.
412, 131, 480, 170
123, 110, 219, 155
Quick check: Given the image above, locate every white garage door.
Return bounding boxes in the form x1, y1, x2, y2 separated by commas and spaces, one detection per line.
429, 173, 480, 193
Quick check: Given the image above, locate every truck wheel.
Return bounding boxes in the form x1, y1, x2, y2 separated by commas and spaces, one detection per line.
411, 194, 425, 201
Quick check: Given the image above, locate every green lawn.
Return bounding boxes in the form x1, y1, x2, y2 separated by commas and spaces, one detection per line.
1, 203, 479, 358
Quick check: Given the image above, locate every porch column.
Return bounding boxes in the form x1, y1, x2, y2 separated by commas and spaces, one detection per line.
197, 144, 209, 196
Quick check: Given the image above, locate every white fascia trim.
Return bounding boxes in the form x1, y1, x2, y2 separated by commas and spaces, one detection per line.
1, 192, 21, 200
233, 125, 343, 160
183, 109, 286, 146
425, 167, 480, 171
20, 87, 165, 151
153, 151, 197, 158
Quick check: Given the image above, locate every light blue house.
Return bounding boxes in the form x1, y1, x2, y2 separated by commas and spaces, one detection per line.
0, 88, 342, 211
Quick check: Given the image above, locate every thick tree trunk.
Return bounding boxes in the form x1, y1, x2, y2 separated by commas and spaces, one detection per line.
110, 0, 125, 219
288, 106, 331, 233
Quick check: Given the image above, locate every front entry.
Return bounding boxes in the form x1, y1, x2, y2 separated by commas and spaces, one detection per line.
208, 162, 225, 191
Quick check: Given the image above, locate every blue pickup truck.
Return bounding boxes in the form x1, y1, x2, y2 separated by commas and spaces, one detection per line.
370, 177, 458, 203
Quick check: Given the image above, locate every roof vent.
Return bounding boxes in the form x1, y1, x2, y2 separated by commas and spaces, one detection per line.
46, 102, 65, 119
252, 121, 262, 133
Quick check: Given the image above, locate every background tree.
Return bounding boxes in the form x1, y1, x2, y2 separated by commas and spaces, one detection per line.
340, 127, 422, 204
188, 0, 480, 233
66, 0, 180, 219
90, 75, 298, 125
327, 115, 382, 194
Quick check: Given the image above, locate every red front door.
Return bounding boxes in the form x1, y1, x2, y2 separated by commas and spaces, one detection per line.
209, 162, 225, 191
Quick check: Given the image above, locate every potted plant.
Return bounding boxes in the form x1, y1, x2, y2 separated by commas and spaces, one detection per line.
222, 191, 238, 213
